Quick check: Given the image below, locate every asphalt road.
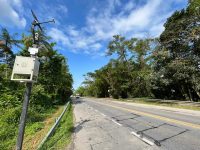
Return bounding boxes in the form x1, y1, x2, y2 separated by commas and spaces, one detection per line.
73, 97, 200, 150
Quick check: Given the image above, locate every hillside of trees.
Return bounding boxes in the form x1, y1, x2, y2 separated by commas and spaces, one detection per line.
76, 0, 200, 101
0, 28, 73, 149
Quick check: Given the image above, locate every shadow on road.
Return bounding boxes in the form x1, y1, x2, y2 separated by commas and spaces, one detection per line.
72, 98, 85, 105
74, 119, 91, 133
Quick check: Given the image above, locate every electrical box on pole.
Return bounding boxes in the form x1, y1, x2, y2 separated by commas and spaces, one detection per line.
11, 56, 40, 82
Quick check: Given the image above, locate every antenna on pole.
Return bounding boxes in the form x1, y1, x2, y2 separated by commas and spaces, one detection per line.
31, 10, 55, 48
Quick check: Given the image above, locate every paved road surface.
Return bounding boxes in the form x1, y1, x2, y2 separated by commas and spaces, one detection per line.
72, 98, 200, 150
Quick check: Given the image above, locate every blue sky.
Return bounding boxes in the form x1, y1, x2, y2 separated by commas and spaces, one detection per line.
0, 0, 188, 89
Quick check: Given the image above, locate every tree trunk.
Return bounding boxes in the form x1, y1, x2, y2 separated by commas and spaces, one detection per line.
181, 85, 189, 100
187, 85, 193, 101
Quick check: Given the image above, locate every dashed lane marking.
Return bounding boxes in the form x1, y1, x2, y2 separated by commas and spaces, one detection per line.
131, 131, 155, 146
111, 119, 122, 126
100, 112, 107, 117
87, 100, 200, 130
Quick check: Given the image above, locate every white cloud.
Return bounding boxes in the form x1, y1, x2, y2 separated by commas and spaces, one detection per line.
67, 26, 79, 37
149, 23, 165, 37
85, 0, 164, 40
57, 5, 68, 13
90, 43, 102, 50
125, 1, 135, 11
0, 0, 26, 28
48, 28, 70, 46
48, 27, 102, 54
48, 0, 186, 55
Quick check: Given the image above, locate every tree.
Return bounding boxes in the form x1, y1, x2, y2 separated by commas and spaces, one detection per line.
151, 0, 200, 101
82, 67, 109, 98
0, 28, 22, 65
75, 86, 86, 97
82, 36, 156, 99
107, 35, 130, 62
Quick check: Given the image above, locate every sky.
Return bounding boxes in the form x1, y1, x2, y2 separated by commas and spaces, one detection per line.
0, 0, 188, 89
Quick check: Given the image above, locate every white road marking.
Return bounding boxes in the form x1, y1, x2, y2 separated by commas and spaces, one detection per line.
131, 131, 154, 146
86, 104, 121, 126
111, 119, 122, 126
100, 113, 106, 117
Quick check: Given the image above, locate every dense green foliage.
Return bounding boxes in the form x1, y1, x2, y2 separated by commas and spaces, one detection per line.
77, 0, 200, 101
151, 0, 200, 101
0, 29, 73, 149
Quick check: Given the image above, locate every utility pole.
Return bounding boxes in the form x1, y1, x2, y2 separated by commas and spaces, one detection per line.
15, 10, 55, 150
16, 82, 32, 150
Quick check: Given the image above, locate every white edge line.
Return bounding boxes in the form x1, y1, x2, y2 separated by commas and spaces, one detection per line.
111, 119, 122, 126
131, 131, 154, 146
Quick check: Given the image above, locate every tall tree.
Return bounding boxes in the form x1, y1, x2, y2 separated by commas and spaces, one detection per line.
152, 0, 200, 101
0, 28, 21, 67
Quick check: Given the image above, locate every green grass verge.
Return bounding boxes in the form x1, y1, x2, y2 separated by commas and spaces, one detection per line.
0, 106, 57, 150
39, 103, 73, 150
23, 106, 64, 150
116, 98, 200, 111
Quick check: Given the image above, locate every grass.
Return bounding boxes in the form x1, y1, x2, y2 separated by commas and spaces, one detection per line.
39, 103, 74, 150
0, 105, 63, 150
116, 98, 200, 111
22, 105, 64, 150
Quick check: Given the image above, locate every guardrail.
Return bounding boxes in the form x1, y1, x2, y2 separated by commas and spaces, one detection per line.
37, 101, 70, 149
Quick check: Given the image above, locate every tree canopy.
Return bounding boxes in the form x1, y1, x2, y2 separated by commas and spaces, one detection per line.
77, 0, 200, 101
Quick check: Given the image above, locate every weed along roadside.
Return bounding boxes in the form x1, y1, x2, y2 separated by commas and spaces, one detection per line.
38, 101, 73, 150
22, 105, 64, 150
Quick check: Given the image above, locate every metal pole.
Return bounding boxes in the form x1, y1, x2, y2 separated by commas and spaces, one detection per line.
16, 82, 32, 150
15, 11, 54, 149
16, 23, 36, 150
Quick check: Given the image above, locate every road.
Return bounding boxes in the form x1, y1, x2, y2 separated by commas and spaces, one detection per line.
72, 97, 200, 150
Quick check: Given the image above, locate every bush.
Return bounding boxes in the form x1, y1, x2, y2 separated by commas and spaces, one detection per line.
30, 85, 52, 107
0, 93, 21, 108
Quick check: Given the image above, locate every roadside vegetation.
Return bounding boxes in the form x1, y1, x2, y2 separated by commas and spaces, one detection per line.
23, 105, 64, 150
0, 28, 73, 149
76, 0, 200, 102
114, 98, 200, 111
39, 103, 73, 150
